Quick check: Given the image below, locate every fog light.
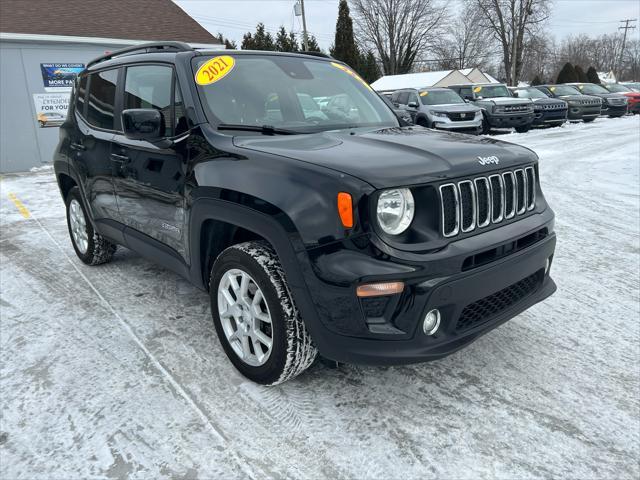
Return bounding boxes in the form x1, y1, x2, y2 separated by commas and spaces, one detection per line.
423, 309, 441, 335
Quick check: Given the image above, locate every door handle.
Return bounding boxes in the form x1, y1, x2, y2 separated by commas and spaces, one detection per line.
110, 153, 129, 163
70, 142, 86, 151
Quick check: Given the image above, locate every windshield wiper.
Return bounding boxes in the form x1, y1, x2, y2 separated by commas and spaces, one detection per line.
217, 124, 301, 135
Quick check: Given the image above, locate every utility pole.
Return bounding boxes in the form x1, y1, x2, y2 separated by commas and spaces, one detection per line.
618, 18, 637, 79
297, 0, 309, 51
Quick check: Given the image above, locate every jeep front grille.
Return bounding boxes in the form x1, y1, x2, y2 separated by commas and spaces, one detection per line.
439, 166, 536, 238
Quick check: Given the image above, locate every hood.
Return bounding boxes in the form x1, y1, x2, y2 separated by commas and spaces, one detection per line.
556, 94, 600, 102
483, 97, 531, 105
427, 104, 480, 113
233, 127, 537, 189
531, 98, 566, 106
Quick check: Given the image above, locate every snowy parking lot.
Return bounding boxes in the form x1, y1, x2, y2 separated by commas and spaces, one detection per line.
1, 116, 639, 479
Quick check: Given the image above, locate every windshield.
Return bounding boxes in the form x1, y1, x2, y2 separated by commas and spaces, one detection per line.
604, 84, 631, 93
420, 89, 465, 105
193, 55, 398, 133
514, 88, 547, 99
577, 84, 609, 95
474, 85, 511, 98
550, 85, 581, 96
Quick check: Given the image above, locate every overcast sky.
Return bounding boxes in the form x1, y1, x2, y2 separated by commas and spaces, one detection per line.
174, 0, 640, 50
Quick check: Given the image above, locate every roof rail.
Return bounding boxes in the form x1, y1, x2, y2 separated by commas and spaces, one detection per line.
298, 51, 333, 59
86, 41, 194, 68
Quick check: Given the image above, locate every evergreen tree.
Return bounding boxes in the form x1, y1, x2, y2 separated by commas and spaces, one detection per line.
275, 26, 299, 52
587, 66, 601, 84
359, 50, 381, 83
531, 74, 543, 86
215, 33, 237, 50
241, 23, 275, 51
574, 65, 588, 83
306, 35, 321, 52
330, 0, 360, 69
556, 62, 578, 83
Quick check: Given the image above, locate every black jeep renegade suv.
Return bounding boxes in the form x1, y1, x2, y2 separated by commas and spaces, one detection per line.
54, 43, 557, 385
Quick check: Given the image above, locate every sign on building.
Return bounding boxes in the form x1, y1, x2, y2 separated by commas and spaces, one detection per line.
32, 93, 71, 128
40, 63, 84, 92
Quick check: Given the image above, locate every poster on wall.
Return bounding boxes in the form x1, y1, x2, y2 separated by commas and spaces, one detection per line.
40, 63, 84, 92
33, 93, 71, 128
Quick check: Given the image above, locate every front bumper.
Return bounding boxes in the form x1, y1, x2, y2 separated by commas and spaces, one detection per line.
533, 109, 567, 126
567, 105, 601, 120
602, 104, 628, 117
297, 210, 557, 365
487, 112, 535, 128
431, 115, 482, 132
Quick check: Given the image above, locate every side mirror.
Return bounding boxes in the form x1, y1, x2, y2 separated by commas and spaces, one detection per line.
122, 109, 164, 141
463, 95, 473, 101
476, 95, 484, 100
512, 91, 519, 98
408, 101, 419, 108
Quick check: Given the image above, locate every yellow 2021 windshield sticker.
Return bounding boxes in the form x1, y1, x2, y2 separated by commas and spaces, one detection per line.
473, 86, 482, 93
419, 91, 429, 96
331, 62, 372, 90
195, 56, 235, 85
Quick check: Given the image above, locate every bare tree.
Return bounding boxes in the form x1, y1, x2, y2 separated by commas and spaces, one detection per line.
432, 4, 496, 70
471, 0, 551, 85
350, 0, 447, 75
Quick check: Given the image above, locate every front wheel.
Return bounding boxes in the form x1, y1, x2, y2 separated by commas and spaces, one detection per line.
515, 125, 531, 133
65, 187, 116, 265
481, 117, 490, 134
210, 241, 318, 385
583, 118, 596, 123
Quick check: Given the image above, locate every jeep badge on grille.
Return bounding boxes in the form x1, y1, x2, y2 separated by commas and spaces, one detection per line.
478, 155, 500, 165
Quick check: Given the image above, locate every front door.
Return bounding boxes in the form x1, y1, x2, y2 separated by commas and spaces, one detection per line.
111, 64, 190, 259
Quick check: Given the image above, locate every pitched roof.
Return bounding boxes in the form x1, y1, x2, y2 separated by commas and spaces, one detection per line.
371, 70, 454, 91
0, 0, 220, 44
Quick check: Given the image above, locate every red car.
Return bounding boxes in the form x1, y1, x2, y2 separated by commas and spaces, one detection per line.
603, 83, 640, 114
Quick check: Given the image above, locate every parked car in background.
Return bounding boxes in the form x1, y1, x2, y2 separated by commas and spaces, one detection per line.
565, 83, 628, 117
379, 94, 413, 124
534, 85, 601, 122
509, 87, 568, 127
448, 83, 535, 134
391, 87, 481, 134
602, 84, 640, 114
621, 82, 640, 92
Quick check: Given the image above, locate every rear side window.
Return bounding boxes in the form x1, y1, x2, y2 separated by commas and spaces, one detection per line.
75, 75, 87, 115
124, 65, 174, 136
87, 69, 118, 130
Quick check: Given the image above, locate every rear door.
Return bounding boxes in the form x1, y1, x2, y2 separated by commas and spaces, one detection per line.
110, 63, 190, 259
70, 69, 121, 224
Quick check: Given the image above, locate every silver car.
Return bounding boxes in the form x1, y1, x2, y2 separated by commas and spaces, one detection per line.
391, 87, 482, 134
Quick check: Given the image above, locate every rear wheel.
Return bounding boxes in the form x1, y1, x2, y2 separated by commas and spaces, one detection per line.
210, 241, 317, 385
583, 118, 596, 123
65, 187, 116, 265
515, 125, 530, 133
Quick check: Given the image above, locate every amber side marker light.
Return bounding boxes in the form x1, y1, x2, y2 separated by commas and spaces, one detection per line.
356, 281, 405, 298
337, 192, 354, 228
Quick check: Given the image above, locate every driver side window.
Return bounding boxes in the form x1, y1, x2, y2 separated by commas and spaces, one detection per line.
124, 65, 175, 137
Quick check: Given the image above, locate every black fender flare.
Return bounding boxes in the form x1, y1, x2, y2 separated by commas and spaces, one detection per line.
188, 197, 326, 344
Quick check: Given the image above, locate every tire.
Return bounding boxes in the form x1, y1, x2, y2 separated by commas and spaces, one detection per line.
65, 187, 116, 265
210, 240, 318, 385
416, 118, 430, 128
515, 125, 530, 133
481, 117, 490, 134
583, 118, 596, 123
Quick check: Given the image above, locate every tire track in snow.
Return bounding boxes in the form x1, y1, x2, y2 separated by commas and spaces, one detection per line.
21, 209, 263, 480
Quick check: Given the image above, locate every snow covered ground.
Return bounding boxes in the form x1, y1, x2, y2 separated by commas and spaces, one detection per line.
1, 116, 639, 479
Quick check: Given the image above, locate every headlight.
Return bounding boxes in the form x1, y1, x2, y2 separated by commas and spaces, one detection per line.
376, 188, 415, 235
431, 111, 447, 117
494, 106, 505, 113
475, 111, 482, 117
